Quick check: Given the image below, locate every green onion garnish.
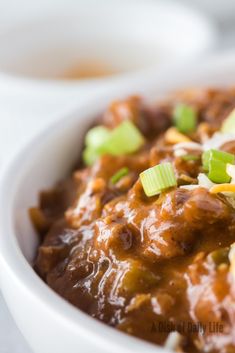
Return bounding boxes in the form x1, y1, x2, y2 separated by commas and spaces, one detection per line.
140, 162, 177, 197
202, 149, 234, 170
100, 120, 144, 156
208, 158, 231, 183
221, 108, 235, 133
202, 149, 235, 171
85, 126, 110, 149
83, 121, 145, 166
181, 154, 199, 161
83, 147, 100, 166
111, 167, 129, 184
202, 149, 235, 183
173, 103, 197, 134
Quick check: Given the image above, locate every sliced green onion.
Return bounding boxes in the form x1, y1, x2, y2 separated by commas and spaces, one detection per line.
173, 103, 197, 134
85, 126, 110, 149
221, 108, 235, 133
100, 120, 145, 156
202, 149, 234, 183
83, 121, 145, 165
202, 149, 235, 183
140, 162, 177, 197
202, 149, 234, 171
208, 158, 231, 183
181, 154, 199, 161
83, 147, 100, 166
83, 125, 110, 165
111, 167, 129, 184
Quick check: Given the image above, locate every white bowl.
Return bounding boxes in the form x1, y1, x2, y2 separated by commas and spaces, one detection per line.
188, 0, 235, 21
1, 51, 235, 353
0, 0, 216, 99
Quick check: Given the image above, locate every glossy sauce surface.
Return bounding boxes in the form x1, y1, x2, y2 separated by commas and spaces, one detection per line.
33, 90, 235, 353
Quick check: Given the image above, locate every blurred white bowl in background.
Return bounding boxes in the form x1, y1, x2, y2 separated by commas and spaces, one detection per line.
186, 0, 235, 22
0, 0, 216, 101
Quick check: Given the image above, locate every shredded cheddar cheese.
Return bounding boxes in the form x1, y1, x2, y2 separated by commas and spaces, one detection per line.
165, 127, 191, 144
210, 184, 235, 194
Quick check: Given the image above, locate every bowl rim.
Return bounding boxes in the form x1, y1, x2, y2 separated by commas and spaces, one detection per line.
1, 50, 235, 353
